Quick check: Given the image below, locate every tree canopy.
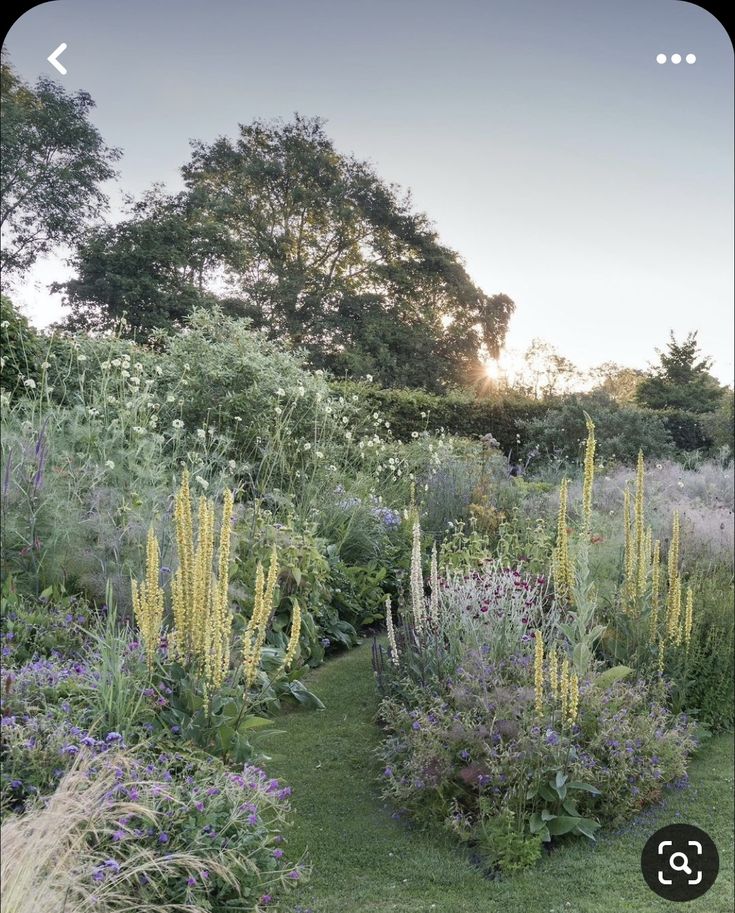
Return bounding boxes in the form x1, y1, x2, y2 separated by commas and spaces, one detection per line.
0, 56, 119, 277
635, 331, 725, 414
59, 115, 513, 391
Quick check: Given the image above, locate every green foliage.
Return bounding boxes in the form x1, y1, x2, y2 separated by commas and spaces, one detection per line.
333, 379, 546, 454
0, 57, 119, 275
0, 580, 92, 664
470, 805, 543, 874
701, 389, 734, 455
635, 331, 725, 414
519, 395, 674, 463
59, 189, 231, 338
60, 113, 513, 390
527, 771, 601, 842
661, 409, 714, 452
0, 296, 40, 393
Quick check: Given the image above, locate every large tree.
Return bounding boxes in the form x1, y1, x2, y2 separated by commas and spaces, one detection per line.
635, 331, 725, 413
61, 115, 513, 390
0, 56, 119, 277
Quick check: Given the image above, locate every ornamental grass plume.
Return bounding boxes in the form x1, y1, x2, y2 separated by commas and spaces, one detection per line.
581, 413, 596, 528
534, 630, 544, 715
131, 526, 165, 669
552, 479, 574, 607
168, 471, 235, 693
410, 519, 425, 634
243, 545, 280, 688
385, 595, 399, 666
0, 752, 225, 913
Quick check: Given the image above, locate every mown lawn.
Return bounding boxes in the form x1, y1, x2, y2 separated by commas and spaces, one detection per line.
267, 641, 734, 913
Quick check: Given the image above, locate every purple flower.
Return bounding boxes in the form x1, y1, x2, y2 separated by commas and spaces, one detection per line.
105, 732, 123, 743
288, 869, 301, 880
261, 895, 273, 906
186, 876, 197, 887
273, 848, 284, 859
158, 832, 169, 844
411, 721, 421, 731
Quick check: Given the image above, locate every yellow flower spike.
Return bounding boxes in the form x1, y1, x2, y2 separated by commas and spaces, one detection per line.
667, 574, 682, 645
623, 485, 635, 612
667, 511, 680, 590
684, 586, 694, 648
131, 527, 165, 669
568, 673, 580, 726
283, 598, 302, 671
533, 631, 544, 715
634, 450, 646, 598
385, 595, 399, 666
548, 647, 559, 698
650, 540, 661, 641
552, 479, 574, 607
560, 656, 570, 723
429, 542, 440, 630
581, 414, 596, 529
410, 520, 425, 635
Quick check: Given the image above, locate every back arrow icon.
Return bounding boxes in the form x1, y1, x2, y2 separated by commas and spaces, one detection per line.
48, 43, 67, 75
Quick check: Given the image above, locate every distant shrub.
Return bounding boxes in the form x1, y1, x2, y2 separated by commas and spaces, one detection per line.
661, 410, 713, 452
519, 396, 674, 464
330, 380, 547, 455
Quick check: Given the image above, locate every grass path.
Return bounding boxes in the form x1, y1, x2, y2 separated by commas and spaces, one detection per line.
267, 642, 734, 913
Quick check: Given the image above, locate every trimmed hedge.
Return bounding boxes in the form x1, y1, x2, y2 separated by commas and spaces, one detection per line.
330, 380, 547, 454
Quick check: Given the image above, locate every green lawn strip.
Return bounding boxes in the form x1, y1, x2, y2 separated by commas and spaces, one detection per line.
267, 642, 734, 913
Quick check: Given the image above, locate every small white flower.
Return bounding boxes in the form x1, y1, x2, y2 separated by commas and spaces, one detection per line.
172, 419, 184, 429
411, 431, 419, 438
373, 412, 379, 420
132, 426, 145, 434
195, 476, 209, 489
234, 416, 242, 422
420, 411, 427, 418
276, 388, 286, 397
228, 459, 237, 471
155, 365, 163, 376
275, 406, 282, 415
111, 358, 122, 368
129, 376, 141, 386
196, 428, 206, 440
105, 459, 115, 470
342, 416, 349, 425
303, 442, 312, 451
77, 354, 87, 362
121, 369, 130, 378
366, 374, 373, 382
316, 450, 324, 459
297, 385, 305, 397
0, 320, 9, 329
345, 431, 353, 440
23, 378, 36, 389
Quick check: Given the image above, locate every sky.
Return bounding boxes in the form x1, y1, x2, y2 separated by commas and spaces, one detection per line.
3, 0, 733, 383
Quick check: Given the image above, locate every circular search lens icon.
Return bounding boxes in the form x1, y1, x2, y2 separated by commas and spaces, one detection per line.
642, 824, 719, 902
669, 852, 692, 874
